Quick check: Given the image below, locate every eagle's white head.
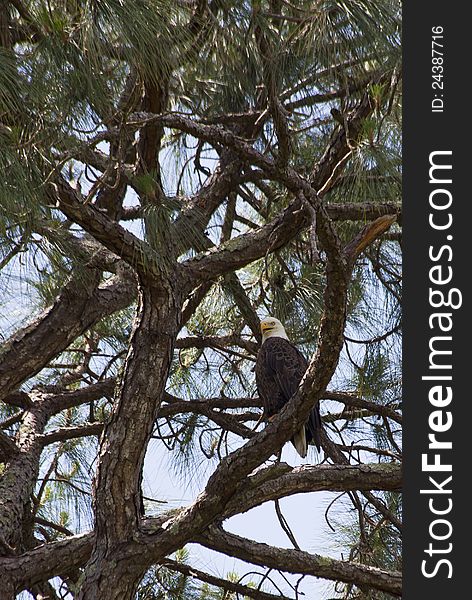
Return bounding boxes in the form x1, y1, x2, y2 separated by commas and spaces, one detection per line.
260, 316, 289, 343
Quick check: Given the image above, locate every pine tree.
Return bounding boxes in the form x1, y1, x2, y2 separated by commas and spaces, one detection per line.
0, 1, 401, 598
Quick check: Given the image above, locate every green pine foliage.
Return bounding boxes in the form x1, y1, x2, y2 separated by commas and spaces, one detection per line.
1, 1, 401, 598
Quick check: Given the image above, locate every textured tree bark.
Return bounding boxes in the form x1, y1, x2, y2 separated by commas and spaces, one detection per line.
0, 395, 48, 553
0, 579, 15, 600
77, 277, 183, 598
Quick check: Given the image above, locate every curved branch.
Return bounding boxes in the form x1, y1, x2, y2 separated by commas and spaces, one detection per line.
50, 178, 162, 279
196, 526, 402, 596
223, 463, 401, 520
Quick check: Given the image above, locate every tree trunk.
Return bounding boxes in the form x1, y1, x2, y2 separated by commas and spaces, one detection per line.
78, 279, 183, 598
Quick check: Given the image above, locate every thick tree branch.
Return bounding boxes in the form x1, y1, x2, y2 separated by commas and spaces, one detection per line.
0, 532, 94, 595
51, 179, 162, 275
196, 526, 402, 596
223, 463, 401, 520
180, 194, 306, 281
43, 379, 116, 415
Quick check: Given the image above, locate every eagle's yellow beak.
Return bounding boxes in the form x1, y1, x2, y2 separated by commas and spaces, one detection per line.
260, 322, 273, 333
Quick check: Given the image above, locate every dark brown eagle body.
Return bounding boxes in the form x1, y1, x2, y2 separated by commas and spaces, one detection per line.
255, 336, 322, 455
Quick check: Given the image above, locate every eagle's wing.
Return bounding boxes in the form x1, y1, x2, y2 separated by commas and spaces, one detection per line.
274, 341, 322, 450
256, 337, 322, 452
256, 341, 285, 417
267, 338, 308, 404
256, 337, 307, 415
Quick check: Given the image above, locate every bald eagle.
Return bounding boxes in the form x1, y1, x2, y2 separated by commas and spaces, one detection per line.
255, 317, 322, 458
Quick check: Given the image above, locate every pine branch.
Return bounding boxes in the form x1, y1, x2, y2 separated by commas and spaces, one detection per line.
196, 526, 402, 596
50, 178, 164, 280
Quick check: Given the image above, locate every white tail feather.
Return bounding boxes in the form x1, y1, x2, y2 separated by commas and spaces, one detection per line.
292, 427, 307, 458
